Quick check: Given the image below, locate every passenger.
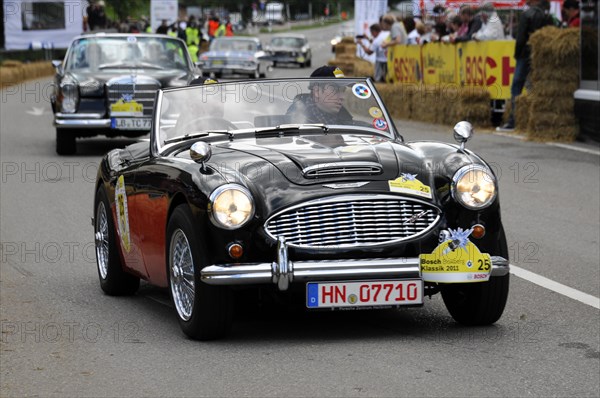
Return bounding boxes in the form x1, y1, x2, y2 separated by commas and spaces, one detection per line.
286, 66, 353, 125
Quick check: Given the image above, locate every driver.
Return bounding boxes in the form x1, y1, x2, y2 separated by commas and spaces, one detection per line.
286, 66, 353, 125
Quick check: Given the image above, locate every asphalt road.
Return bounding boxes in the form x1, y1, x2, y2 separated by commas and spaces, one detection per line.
1, 23, 599, 397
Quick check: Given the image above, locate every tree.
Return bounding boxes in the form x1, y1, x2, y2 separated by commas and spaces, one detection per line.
103, 0, 149, 22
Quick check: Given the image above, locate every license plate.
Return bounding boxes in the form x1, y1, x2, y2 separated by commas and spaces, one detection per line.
111, 118, 152, 130
212, 60, 224, 65
307, 280, 423, 309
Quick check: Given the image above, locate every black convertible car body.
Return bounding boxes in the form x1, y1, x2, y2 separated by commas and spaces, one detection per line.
94, 78, 510, 340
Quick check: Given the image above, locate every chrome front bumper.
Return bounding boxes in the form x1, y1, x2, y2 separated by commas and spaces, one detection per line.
201, 237, 510, 291
54, 113, 111, 129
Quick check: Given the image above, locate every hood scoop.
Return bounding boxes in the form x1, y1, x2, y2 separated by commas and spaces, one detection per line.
302, 162, 383, 179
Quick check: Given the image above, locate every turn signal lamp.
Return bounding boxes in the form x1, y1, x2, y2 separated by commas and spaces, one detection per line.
228, 243, 244, 259
472, 224, 486, 239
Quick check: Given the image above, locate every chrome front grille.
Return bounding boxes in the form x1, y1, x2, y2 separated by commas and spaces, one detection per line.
265, 195, 440, 248
303, 162, 383, 178
107, 76, 159, 117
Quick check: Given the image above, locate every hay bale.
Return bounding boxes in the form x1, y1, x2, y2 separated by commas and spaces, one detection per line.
530, 27, 579, 70
375, 83, 412, 119
513, 93, 530, 131
527, 124, 578, 142
528, 95, 574, 113
527, 106, 579, 142
1, 60, 23, 68
528, 81, 579, 98
525, 25, 580, 141
0, 61, 54, 88
350, 59, 374, 78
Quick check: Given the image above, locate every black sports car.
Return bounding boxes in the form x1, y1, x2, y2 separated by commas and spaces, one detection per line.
94, 78, 510, 340
51, 33, 197, 155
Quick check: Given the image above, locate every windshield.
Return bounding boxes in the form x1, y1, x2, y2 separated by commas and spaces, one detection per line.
157, 79, 395, 150
210, 39, 258, 52
271, 37, 305, 47
65, 36, 190, 71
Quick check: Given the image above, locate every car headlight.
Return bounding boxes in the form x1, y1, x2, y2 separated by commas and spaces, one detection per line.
209, 184, 255, 229
60, 81, 78, 113
451, 165, 497, 210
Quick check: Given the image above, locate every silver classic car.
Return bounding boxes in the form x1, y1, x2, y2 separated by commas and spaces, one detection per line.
266, 34, 312, 67
51, 33, 197, 155
197, 37, 271, 79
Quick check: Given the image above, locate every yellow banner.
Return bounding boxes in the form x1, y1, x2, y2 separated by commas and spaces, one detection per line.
387, 45, 422, 84
386, 41, 516, 99
456, 41, 516, 99
422, 42, 457, 86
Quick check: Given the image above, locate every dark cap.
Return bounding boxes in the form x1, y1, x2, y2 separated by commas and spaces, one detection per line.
310, 66, 345, 78
190, 77, 219, 86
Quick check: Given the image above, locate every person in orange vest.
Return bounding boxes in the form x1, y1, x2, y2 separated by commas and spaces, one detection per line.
208, 16, 220, 41
225, 19, 234, 36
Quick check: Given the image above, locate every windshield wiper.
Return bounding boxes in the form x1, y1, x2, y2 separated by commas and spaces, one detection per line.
254, 123, 329, 137
164, 130, 233, 144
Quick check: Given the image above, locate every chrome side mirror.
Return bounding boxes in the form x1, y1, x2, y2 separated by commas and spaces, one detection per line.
453, 121, 473, 151
190, 142, 211, 171
51, 60, 63, 75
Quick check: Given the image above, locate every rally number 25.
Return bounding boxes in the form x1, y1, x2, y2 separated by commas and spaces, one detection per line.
478, 258, 491, 271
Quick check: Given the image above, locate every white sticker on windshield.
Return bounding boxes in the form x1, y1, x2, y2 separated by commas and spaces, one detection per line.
127, 36, 137, 43
351, 83, 372, 99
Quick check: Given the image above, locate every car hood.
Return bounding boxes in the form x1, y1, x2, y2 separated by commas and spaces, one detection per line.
209, 135, 430, 186
270, 45, 302, 51
203, 50, 256, 59
66, 69, 193, 95
176, 135, 482, 212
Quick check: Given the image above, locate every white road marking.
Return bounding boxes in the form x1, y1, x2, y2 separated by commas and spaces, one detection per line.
492, 131, 526, 140
26, 107, 46, 116
492, 131, 600, 155
511, 265, 600, 309
546, 142, 600, 156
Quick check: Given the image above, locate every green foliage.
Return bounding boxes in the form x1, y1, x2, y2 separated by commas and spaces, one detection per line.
103, 0, 150, 21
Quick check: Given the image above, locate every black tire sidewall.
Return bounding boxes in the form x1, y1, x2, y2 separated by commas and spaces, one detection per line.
56, 128, 76, 155
441, 224, 510, 326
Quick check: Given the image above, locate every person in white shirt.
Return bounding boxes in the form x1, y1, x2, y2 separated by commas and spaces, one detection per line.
357, 23, 390, 82
473, 3, 505, 41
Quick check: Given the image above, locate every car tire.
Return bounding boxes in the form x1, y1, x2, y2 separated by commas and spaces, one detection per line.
167, 204, 233, 340
56, 128, 76, 155
305, 58, 312, 68
273, 61, 278, 67
441, 225, 509, 325
251, 67, 260, 79
94, 186, 140, 296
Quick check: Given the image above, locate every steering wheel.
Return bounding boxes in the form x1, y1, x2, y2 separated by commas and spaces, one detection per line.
177, 116, 238, 136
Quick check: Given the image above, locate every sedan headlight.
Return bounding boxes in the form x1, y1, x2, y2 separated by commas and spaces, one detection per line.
451, 165, 497, 210
209, 184, 255, 229
60, 81, 78, 113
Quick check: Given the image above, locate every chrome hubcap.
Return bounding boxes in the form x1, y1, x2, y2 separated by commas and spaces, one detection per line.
170, 229, 195, 321
95, 202, 109, 279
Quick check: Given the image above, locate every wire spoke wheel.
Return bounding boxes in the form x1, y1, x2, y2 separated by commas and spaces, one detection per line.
95, 201, 109, 279
170, 228, 195, 321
